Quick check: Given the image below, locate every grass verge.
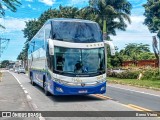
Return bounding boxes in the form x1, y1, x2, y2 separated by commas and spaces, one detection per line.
107, 77, 160, 91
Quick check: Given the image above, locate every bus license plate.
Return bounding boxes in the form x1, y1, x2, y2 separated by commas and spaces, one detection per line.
78, 90, 87, 93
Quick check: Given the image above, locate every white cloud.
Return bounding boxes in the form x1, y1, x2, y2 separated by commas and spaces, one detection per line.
28, 4, 31, 8
39, 0, 56, 6
126, 15, 148, 32
110, 15, 156, 51
26, 0, 33, 2
0, 17, 29, 32
2, 5, 7, 10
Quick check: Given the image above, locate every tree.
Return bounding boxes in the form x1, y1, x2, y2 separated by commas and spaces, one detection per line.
120, 43, 154, 61
0, 0, 21, 28
108, 43, 155, 68
0, 60, 9, 68
82, 0, 132, 39
143, 0, 160, 38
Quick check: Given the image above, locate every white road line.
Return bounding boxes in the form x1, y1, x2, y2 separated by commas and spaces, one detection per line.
39, 117, 46, 120
24, 90, 28, 94
31, 103, 38, 110
108, 85, 160, 98
9, 72, 46, 120
27, 95, 32, 100
11, 73, 22, 85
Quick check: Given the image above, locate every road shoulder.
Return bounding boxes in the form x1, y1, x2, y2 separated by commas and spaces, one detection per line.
0, 72, 33, 111
108, 83, 160, 97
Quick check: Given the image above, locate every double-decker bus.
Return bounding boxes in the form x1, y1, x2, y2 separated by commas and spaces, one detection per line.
28, 18, 115, 95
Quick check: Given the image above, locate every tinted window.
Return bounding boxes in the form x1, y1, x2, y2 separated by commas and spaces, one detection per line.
54, 46, 105, 74
51, 21, 102, 43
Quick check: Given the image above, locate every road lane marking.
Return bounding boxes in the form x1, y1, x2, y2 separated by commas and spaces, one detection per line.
24, 90, 28, 94
10, 72, 46, 120
10, 73, 22, 85
93, 94, 160, 118
31, 103, 38, 110
120, 104, 142, 111
39, 117, 46, 120
128, 104, 151, 111
91, 95, 106, 99
127, 104, 160, 118
108, 85, 160, 98
92, 94, 111, 100
27, 95, 32, 101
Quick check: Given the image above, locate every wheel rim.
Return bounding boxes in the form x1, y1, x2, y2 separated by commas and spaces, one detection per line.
44, 82, 47, 90
31, 76, 33, 84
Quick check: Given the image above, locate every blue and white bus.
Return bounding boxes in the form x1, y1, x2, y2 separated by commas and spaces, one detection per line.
28, 18, 115, 95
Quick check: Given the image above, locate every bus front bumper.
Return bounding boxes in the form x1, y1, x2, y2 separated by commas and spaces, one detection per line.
53, 81, 106, 95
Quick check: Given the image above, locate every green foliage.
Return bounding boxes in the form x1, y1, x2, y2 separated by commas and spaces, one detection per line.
107, 43, 155, 68
84, 0, 132, 39
143, 0, 160, 38
0, 60, 9, 68
108, 68, 160, 80
108, 70, 140, 79
108, 77, 160, 90
141, 69, 159, 80
0, 0, 21, 28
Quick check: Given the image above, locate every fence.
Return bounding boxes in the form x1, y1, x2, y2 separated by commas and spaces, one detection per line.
122, 59, 158, 68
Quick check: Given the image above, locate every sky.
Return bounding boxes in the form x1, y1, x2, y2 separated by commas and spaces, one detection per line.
0, 0, 157, 61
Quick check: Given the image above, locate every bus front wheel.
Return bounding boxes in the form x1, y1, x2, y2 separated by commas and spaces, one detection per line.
30, 75, 35, 86
44, 81, 50, 96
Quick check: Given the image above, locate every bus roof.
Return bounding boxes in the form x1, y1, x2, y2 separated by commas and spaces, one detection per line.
47, 18, 97, 24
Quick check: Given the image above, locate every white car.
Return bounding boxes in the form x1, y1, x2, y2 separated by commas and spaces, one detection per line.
18, 67, 26, 74
14, 68, 19, 73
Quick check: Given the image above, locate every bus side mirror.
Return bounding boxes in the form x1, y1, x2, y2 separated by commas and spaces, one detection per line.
104, 41, 115, 56
48, 39, 54, 55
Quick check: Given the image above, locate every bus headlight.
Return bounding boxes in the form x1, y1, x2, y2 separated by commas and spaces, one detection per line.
54, 78, 68, 84
56, 87, 63, 92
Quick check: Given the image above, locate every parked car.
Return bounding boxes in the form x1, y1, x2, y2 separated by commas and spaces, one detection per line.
18, 67, 26, 74
9, 68, 14, 71
14, 68, 19, 73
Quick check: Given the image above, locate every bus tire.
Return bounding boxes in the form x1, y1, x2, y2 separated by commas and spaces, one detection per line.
30, 75, 35, 86
44, 81, 50, 96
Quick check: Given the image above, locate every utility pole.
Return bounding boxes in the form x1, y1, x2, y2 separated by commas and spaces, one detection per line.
0, 37, 10, 57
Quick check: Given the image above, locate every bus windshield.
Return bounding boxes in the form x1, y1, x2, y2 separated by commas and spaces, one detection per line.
54, 47, 105, 75
52, 21, 102, 43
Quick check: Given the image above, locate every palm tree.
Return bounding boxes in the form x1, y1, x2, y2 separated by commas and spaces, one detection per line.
0, 0, 21, 14
123, 43, 150, 61
0, 0, 21, 28
58, 5, 79, 18
82, 0, 132, 40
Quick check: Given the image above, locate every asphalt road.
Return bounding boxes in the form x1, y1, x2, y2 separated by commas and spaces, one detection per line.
106, 84, 160, 111
1, 71, 159, 120
0, 72, 36, 120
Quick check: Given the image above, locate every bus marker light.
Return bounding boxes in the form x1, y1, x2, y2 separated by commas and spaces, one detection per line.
101, 86, 106, 91
56, 87, 63, 92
